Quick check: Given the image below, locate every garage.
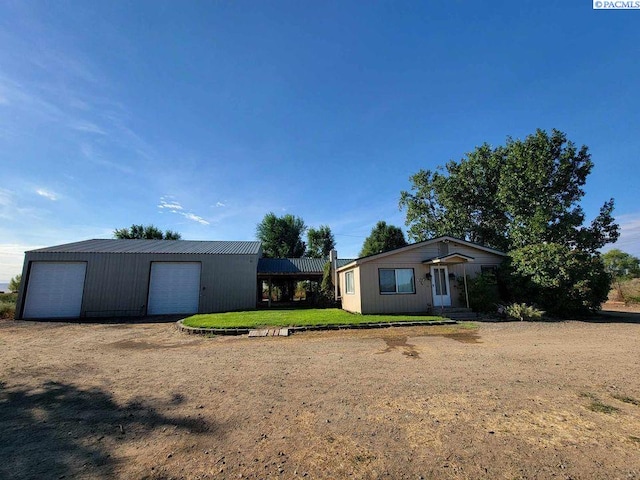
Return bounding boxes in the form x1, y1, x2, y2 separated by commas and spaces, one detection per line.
147, 262, 201, 315
23, 262, 87, 318
16, 239, 262, 319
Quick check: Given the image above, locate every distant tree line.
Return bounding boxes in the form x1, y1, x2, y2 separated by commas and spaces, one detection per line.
114, 224, 182, 240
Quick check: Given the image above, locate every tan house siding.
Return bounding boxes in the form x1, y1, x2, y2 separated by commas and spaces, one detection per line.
358, 262, 430, 314
337, 238, 505, 315
339, 267, 362, 313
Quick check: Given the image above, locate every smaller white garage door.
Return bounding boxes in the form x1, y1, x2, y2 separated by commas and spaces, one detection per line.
23, 262, 87, 318
147, 262, 201, 315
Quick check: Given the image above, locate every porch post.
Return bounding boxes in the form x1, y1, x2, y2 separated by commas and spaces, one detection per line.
268, 276, 272, 308
463, 263, 470, 309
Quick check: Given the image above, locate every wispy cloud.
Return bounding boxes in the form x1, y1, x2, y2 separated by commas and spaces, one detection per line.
71, 121, 106, 135
182, 213, 209, 225
0, 188, 41, 221
215, 201, 226, 208
158, 199, 184, 212
36, 188, 58, 201
158, 196, 210, 225
80, 143, 134, 174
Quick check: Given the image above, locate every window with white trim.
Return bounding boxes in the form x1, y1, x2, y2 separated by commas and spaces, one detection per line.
345, 270, 355, 294
378, 268, 415, 294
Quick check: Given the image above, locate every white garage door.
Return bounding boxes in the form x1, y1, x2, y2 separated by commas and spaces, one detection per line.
23, 262, 87, 318
147, 262, 201, 315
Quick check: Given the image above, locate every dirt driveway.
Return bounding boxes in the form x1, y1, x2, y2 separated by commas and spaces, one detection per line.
1, 316, 639, 479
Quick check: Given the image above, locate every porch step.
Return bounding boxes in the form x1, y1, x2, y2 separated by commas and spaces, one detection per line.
248, 328, 290, 337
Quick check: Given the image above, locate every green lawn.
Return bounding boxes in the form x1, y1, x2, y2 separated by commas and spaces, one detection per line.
182, 308, 444, 329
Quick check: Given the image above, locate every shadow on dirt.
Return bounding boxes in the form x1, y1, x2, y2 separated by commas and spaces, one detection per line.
23, 314, 186, 325
587, 310, 640, 324
0, 381, 212, 480
379, 336, 420, 358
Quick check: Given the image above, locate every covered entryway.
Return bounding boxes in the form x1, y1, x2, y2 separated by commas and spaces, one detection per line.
430, 265, 451, 307
423, 252, 475, 311
147, 262, 201, 315
23, 262, 87, 318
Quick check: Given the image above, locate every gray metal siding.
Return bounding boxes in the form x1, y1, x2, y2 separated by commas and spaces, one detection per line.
16, 250, 259, 318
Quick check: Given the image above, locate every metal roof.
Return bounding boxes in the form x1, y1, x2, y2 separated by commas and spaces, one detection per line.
29, 239, 262, 255
258, 258, 357, 275
337, 259, 356, 268
258, 258, 325, 274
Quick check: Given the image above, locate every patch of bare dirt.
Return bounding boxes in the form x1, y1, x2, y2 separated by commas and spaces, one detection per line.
1, 320, 639, 479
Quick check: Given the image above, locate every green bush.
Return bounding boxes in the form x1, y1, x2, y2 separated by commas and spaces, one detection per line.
459, 272, 501, 313
0, 301, 15, 319
505, 243, 610, 316
0, 293, 18, 320
504, 302, 545, 321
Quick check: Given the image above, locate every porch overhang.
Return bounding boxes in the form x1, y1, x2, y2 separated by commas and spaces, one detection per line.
422, 252, 475, 265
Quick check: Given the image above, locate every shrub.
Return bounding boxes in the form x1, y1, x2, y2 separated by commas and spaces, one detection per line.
609, 278, 640, 304
458, 272, 501, 313
505, 243, 610, 316
504, 302, 545, 321
0, 301, 15, 320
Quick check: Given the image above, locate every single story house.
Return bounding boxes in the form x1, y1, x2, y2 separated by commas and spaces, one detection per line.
336, 236, 506, 314
15, 239, 261, 319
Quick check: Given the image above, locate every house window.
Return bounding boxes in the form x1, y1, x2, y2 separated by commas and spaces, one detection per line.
379, 268, 415, 294
480, 265, 498, 284
345, 270, 355, 294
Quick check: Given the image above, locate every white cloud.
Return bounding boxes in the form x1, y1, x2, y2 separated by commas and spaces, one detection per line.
182, 213, 210, 225
36, 188, 58, 201
215, 201, 226, 208
157, 197, 210, 225
72, 121, 106, 135
158, 199, 184, 212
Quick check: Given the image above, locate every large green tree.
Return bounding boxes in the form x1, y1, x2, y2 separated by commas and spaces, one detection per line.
114, 224, 181, 240
256, 212, 306, 258
306, 225, 336, 258
602, 249, 640, 279
399, 129, 619, 252
359, 221, 408, 257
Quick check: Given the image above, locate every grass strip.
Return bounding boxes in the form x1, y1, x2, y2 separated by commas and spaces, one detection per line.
182, 308, 445, 329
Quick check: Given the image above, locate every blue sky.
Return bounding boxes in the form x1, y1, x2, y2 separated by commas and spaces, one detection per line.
1, 1, 639, 281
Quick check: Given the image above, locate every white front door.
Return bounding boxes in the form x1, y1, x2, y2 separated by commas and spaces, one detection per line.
431, 266, 451, 307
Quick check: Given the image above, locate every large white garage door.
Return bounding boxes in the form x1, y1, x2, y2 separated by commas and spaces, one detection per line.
147, 262, 201, 315
23, 262, 87, 318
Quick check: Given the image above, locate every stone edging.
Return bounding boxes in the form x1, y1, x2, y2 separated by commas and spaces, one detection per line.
176, 318, 458, 336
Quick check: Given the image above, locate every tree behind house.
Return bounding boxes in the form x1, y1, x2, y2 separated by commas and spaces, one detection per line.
256, 212, 306, 258
359, 221, 408, 257
307, 225, 336, 258
399, 129, 619, 252
114, 224, 182, 240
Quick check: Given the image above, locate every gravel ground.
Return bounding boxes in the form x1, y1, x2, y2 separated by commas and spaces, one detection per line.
1, 312, 639, 479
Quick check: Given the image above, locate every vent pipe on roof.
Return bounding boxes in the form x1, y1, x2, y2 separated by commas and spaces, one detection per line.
329, 249, 338, 300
